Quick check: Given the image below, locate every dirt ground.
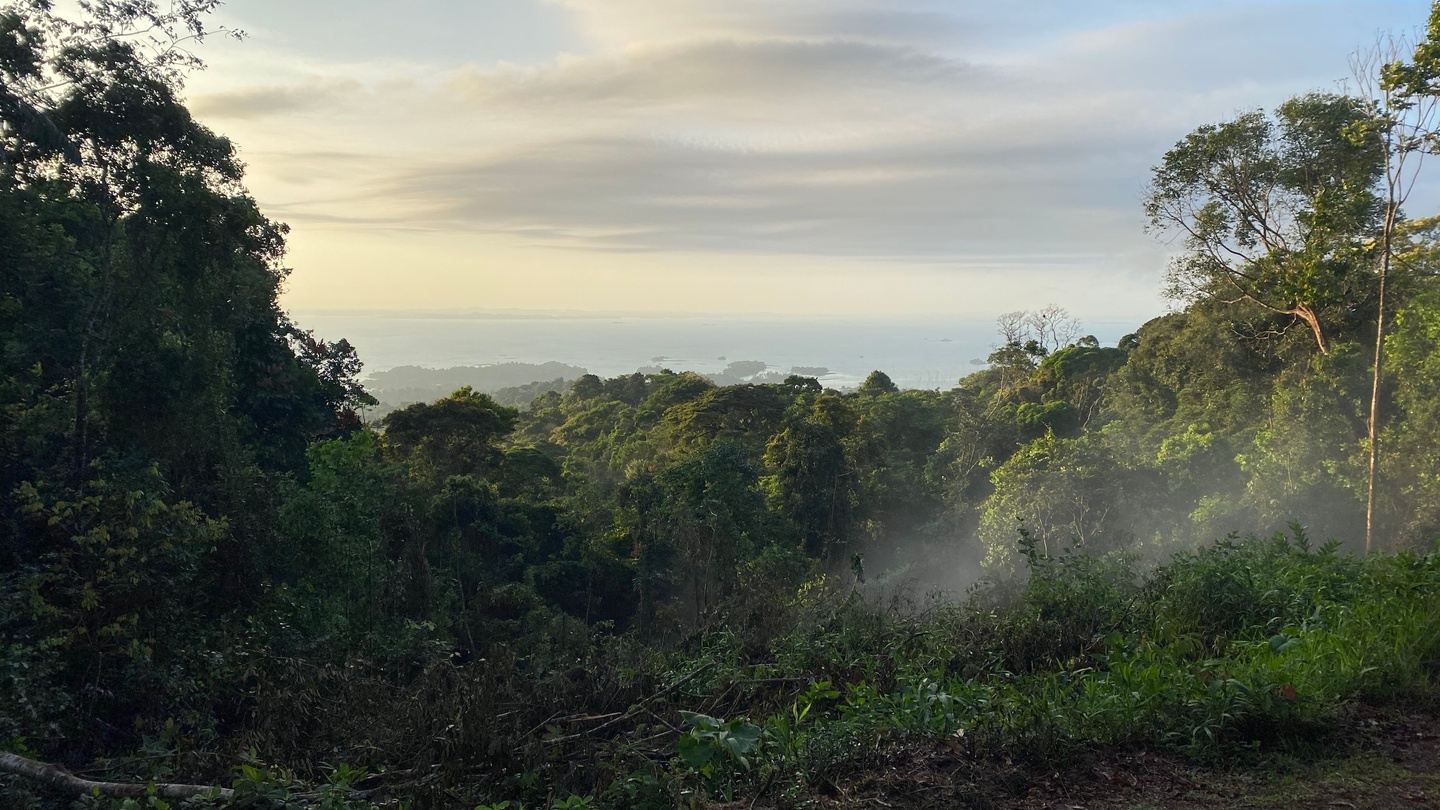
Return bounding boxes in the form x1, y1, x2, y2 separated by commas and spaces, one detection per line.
799, 706, 1440, 809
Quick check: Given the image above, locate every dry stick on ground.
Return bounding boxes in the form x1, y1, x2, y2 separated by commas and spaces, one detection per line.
0, 751, 235, 801
542, 662, 715, 745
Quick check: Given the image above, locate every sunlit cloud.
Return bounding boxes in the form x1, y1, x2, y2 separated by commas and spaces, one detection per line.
181, 0, 1431, 318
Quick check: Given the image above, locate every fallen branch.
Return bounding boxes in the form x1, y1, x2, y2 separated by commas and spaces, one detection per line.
0, 751, 234, 802
543, 662, 715, 745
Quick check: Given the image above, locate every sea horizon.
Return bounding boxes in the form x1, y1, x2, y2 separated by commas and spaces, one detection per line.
297, 308, 1137, 390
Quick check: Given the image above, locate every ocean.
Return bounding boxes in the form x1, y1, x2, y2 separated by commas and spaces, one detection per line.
295, 310, 1131, 390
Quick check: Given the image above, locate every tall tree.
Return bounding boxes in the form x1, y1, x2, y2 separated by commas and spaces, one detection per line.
0, 0, 369, 750
1351, 37, 1438, 552
763, 393, 855, 559
1147, 94, 1385, 355
382, 387, 519, 486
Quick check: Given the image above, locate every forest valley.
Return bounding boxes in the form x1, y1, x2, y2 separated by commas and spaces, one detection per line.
6, 1, 1440, 808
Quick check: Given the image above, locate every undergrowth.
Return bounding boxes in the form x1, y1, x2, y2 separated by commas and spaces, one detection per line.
17, 528, 1440, 809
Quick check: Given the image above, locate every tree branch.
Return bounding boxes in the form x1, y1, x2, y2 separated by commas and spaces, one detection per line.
0, 751, 234, 802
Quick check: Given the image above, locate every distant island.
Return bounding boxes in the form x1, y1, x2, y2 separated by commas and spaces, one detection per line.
365, 360, 850, 416
365, 362, 587, 415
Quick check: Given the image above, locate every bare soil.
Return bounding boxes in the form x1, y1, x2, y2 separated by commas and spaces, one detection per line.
793, 706, 1440, 809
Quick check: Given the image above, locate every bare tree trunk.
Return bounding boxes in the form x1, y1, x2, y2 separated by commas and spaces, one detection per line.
1292, 304, 1329, 355
1351, 34, 1438, 553
0, 751, 233, 801
1365, 286, 1385, 554
72, 207, 121, 484
72, 339, 89, 480
1366, 198, 1400, 554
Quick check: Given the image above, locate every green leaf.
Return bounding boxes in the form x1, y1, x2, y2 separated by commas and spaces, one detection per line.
676, 734, 715, 769
1268, 633, 1299, 653
678, 710, 722, 731
724, 722, 762, 753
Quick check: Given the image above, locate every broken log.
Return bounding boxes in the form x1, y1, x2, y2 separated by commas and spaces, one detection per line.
0, 750, 235, 802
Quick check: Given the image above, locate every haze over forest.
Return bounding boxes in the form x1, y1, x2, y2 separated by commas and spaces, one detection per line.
9, 1, 1440, 808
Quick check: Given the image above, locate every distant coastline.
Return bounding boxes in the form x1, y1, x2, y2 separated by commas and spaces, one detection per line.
298, 309, 1131, 398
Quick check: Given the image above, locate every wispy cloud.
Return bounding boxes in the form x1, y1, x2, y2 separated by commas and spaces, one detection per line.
545, 0, 984, 49
449, 39, 972, 111
190, 77, 362, 120
182, 0, 1431, 316
364, 132, 1143, 259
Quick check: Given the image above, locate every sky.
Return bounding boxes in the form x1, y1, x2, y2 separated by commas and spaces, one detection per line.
181, 0, 1433, 322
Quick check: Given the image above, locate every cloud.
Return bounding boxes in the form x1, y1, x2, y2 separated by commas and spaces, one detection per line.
362, 128, 1150, 262
1030, 4, 1377, 93
189, 77, 361, 120
452, 38, 971, 110
185, 0, 1433, 316
545, 0, 978, 49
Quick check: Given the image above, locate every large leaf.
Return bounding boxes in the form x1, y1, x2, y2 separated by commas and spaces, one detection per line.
676, 734, 715, 769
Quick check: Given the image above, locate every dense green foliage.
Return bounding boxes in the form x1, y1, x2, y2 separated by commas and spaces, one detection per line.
6, 1, 1440, 808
